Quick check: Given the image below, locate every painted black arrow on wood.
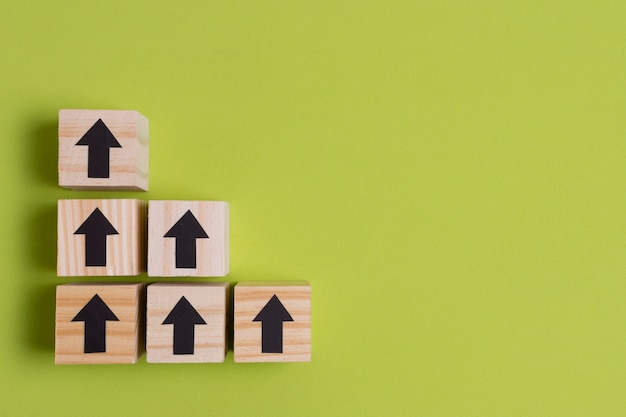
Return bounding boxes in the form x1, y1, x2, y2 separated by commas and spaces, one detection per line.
164, 210, 209, 269
74, 207, 118, 266
76, 118, 122, 178
253, 295, 294, 353
162, 296, 206, 355
72, 294, 119, 353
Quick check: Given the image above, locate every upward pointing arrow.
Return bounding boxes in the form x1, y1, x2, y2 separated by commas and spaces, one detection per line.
76, 119, 122, 178
74, 207, 118, 266
72, 294, 119, 353
164, 210, 209, 269
253, 295, 294, 353
162, 296, 207, 355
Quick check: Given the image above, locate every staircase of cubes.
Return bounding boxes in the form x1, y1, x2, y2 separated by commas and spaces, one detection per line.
55, 109, 311, 364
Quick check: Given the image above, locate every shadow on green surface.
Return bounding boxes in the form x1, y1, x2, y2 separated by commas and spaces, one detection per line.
29, 204, 57, 271
23, 205, 57, 353
24, 283, 56, 352
28, 119, 58, 187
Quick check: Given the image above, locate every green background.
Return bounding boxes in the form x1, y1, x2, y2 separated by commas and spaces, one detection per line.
1, 1, 625, 415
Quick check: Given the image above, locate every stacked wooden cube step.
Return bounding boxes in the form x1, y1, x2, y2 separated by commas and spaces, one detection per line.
234, 282, 311, 363
55, 283, 145, 364
57, 199, 146, 276
148, 200, 230, 277
146, 282, 229, 363
58, 109, 149, 191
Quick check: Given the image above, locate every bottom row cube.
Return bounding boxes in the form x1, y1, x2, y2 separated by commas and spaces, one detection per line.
54, 281, 311, 364
147, 282, 229, 363
55, 283, 145, 364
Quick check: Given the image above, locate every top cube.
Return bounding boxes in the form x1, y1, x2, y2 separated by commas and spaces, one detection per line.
58, 109, 149, 191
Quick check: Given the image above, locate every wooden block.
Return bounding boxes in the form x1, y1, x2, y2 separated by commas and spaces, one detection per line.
146, 282, 229, 363
55, 283, 145, 364
57, 199, 146, 276
234, 282, 311, 363
58, 109, 149, 191
147, 200, 229, 277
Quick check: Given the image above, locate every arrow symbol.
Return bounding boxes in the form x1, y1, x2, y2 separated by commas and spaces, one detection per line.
164, 210, 209, 269
74, 207, 119, 267
253, 295, 294, 353
162, 296, 207, 355
76, 118, 122, 178
72, 294, 119, 353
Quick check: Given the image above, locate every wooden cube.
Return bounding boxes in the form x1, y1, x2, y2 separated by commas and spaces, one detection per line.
146, 282, 229, 363
147, 201, 229, 277
58, 199, 146, 276
58, 109, 149, 191
234, 282, 311, 363
55, 283, 145, 364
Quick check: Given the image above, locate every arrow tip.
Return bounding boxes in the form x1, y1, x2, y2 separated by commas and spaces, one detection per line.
163, 296, 207, 325
74, 207, 119, 236
253, 295, 294, 322
164, 210, 209, 239
76, 119, 122, 147
72, 294, 119, 322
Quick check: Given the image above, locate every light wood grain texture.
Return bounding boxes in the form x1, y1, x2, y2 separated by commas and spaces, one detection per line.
234, 282, 311, 363
58, 109, 149, 191
146, 282, 229, 363
147, 200, 230, 277
55, 283, 145, 364
57, 199, 146, 276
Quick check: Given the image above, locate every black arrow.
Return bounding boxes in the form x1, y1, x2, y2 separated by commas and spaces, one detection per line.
163, 210, 209, 268
74, 207, 119, 266
71, 294, 119, 353
253, 295, 294, 353
162, 296, 207, 355
76, 118, 122, 178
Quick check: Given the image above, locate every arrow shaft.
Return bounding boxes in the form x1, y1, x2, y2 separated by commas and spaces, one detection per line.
261, 322, 285, 353
84, 234, 108, 266
83, 320, 107, 353
175, 238, 198, 268
87, 145, 111, 178
172, 323, 196, 355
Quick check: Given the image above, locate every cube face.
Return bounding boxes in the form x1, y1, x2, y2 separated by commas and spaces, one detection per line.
55, 283, 145, 364
58, 109, 149, 191
146, 282, 229, 363
234, 282, 311, 363
57, 199, 146, 276
148, 201, 230, 277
